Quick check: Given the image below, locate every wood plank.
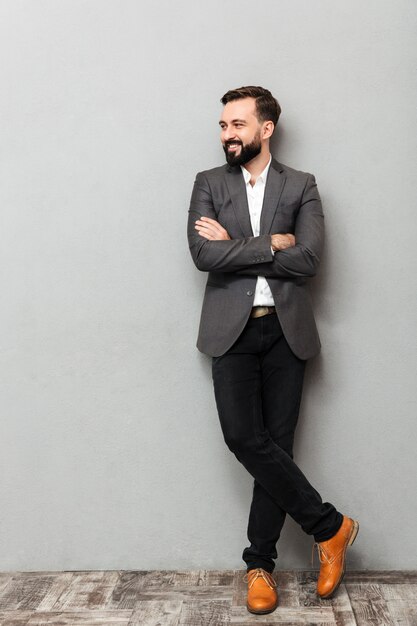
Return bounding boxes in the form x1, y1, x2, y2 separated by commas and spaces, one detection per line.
131, 571, 178, 589
274, 570, 300, 608
231, 622, 301, 626
0, 574, 55, 610
329, 585, 357, 626
26, 610, 132, 624
134, 585, 232, 602
344, 571, 417, 584
178, 599, 230, 626
385, 599, 417, 626
47, 571, 120, 610
129, 600, 183, 625
109, 571, 197, 609
0, 611, 34, 625
169, 571, 204, 586
380, 583, 417, 600
230, 604, 336, 623
345, 583, 394, 626
36, 572, 75, 610
196, 569, 235, 587
136, 569, 234, 587
231, 568, 247, 607
0, 575, 14, 597
106, 571, 148, 609
381, 584, 417, 626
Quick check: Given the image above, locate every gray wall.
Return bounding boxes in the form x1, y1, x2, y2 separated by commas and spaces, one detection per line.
1, 0, 416, 571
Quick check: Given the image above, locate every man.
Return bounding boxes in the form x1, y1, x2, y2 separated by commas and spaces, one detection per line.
187, 86, 359, 615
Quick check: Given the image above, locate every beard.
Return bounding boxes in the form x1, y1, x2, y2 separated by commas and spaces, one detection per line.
223, 130, 262, 167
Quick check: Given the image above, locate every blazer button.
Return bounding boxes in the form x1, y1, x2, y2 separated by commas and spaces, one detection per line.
246, 290, 253, 296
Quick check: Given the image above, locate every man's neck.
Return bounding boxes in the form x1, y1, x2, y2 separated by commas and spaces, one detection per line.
241, 148, 271, 186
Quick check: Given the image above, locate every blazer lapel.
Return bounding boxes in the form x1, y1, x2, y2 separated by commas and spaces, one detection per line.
224, 166, 254, 237
260, 158, 286, 235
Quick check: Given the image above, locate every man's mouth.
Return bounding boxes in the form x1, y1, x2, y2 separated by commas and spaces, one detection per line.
226, 142, 242, 152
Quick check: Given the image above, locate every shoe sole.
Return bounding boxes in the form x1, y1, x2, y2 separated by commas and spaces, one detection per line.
246, 600, 279, 615
318, 519, 360, 599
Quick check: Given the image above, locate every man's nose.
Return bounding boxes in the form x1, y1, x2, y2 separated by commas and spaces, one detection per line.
223, 129, 238, 142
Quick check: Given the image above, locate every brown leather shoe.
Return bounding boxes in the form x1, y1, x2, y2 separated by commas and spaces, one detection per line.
243, 567, 278, 614
313, 515, 359, 598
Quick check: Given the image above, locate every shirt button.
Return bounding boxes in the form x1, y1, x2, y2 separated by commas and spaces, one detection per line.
246, 290, 253, 296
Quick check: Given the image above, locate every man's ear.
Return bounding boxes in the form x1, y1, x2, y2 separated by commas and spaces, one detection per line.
262, 121, 275, 140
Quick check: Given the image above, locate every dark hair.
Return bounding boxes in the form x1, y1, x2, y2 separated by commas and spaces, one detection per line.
220, 86, 281, 128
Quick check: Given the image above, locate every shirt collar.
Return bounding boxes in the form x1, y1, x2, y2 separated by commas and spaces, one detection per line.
241, 154, 272, 185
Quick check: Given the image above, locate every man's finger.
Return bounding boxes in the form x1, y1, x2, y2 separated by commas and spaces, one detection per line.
200, 216, 218, 224
195, 219, 219, 230
195, 224, 218, 235
197, 230, 215, 240
195, 226, 218, 240
195, 218, 231, 241
199, 217, 224, 232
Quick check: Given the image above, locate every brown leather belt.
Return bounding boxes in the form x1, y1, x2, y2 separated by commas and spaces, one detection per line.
250, 306, 276, 319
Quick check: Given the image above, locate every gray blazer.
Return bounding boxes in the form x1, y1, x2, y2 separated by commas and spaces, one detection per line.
187, 157, 324, 360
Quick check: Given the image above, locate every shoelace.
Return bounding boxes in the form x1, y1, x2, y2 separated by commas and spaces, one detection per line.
242, 567, 277, 590
311, 541, 343, 567
312, 542, 327, 567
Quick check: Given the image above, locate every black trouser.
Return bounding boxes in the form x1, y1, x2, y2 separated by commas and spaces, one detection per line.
211, 313, 343, 573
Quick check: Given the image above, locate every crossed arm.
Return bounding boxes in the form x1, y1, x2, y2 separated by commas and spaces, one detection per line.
195, 216, 295, 251
187, 171, 324, 278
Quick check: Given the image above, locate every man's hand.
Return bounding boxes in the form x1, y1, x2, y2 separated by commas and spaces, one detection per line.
271, 233, 296, 251
195, 216, 231, 241
195, 218, 294, 249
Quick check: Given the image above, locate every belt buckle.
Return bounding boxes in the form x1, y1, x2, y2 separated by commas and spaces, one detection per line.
251, 306, 270, 319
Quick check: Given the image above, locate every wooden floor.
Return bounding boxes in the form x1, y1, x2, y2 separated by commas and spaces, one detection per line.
0, 570, 416, 625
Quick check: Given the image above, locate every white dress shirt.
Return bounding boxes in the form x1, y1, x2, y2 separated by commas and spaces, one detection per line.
240, 155, 275, 306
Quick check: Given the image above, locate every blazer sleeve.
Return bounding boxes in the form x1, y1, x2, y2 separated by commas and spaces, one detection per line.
187, 171, 274, 272
235, 173, 324, 278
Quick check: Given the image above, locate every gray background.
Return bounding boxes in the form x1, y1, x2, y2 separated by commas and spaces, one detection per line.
1, 0, 416, 571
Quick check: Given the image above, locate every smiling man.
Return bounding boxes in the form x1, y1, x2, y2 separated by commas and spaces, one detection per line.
187, 86, 359, 615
